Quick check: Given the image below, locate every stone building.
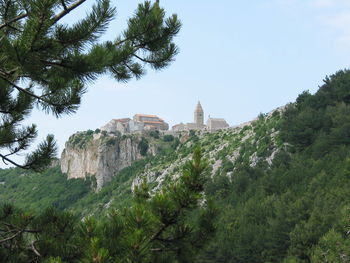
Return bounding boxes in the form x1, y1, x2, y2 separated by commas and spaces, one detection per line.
101, 101, 229, 135
194, 101, 204, 128
172, 101, 206, 131
172, 122, 186, 132
101, 118, 131, 134
129, 120, 144, 132
101, 114, 168, 134
207, 117, 229, 131
133, 114, 169, 130
172, 101, 229, 132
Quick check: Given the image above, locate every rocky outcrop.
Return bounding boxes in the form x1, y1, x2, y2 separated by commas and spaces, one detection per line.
61, 131, 150, 191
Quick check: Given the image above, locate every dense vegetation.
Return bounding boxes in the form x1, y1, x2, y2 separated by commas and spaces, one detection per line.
0, 150, 216, 263
199, 70, 350, 262
0, 166, 92, 212
1, 70, 350, 262
0, 131, 183, 218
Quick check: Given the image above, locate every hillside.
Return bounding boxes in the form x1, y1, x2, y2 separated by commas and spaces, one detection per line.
1, 70, 350, 262
0, 106, 284, 216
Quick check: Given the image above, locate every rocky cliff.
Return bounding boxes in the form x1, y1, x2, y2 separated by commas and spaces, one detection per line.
60, 131, 154, 190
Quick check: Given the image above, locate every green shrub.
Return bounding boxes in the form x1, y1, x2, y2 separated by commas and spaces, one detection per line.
163, 135, 174, 142
171, 138, 180, 149
138, 137, 149, 156
149, 130, 160, 139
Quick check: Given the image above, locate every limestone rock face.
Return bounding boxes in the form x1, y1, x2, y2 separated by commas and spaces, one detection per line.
60, 132, 147, 190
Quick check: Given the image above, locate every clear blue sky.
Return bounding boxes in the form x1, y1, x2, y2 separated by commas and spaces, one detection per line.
6, 0, 350, 167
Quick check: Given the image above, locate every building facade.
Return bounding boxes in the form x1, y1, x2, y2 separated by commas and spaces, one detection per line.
172, 101, 229, 132
101, 101, 229, 135
133, 114, 169, 130
207, 118, 229, 131
194, 101, 204, 128
101, 115, 168, 134
172, 122, 186, 132
101, 118, 131, 134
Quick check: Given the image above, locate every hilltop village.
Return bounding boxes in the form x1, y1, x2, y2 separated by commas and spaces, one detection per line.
100, 102, 229, 134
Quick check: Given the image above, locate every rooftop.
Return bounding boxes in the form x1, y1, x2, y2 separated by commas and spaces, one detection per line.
208, 118, 226, 121
113, 118, 131, 123
142, 121, 165, 124
195, 101, 203, 112
134, 114, 159, 118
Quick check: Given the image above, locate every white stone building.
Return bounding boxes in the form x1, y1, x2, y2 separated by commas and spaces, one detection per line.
101, 118, 131, 134
100, 115, 168, 134
172, 101, 229, 132
206, 118, 229, 131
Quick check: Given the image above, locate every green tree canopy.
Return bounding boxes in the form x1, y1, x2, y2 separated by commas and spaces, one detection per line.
0, 0, 181, 170
0, 149, 216, 263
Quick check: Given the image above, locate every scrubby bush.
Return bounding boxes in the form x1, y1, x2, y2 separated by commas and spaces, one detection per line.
163, 134, 174, 142
149, 130, 160, 139
138, 137, 149, 156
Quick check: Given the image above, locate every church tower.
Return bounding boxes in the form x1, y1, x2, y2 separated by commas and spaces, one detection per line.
194, 101, 204, 128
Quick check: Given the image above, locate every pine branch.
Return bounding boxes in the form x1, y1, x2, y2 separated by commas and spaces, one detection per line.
0, 153, 27, 168
132, 53, 171, 65
150, 223, 167, 243
0, 73, 69, 110
60, 0, 68, 11
150, 247, 180, 252
1, 223, 40, 234
39, 59, 70, 69
54, 0, 115, 49
3, 23, 20, 32
0, 12, 27, 30
52, 0, 87, 24
4, 127, 36, 157
0, 0, 181, 172
30, 240, 42, 257
0, 229, 23, 243
29, 10, 50, 52
155, 232, 189, 243
0, 116, 20, 129
115, 24, 156, 47
0, 75, 51, 105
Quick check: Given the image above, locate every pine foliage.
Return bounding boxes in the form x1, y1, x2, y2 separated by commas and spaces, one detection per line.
0, 149, 216, 262
0, 0, 181, 170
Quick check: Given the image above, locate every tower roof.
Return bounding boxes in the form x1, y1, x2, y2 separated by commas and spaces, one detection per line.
195, 101, 203, 113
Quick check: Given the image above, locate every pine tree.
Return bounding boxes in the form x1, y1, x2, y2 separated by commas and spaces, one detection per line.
0, 149, 216, 263
0, 0, 181, 170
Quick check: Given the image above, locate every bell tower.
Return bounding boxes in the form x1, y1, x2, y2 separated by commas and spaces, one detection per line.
194, 101, 204, 128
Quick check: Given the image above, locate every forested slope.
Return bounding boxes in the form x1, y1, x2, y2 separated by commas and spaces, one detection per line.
199, 69, 350, 262
1, 70, 350, 262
